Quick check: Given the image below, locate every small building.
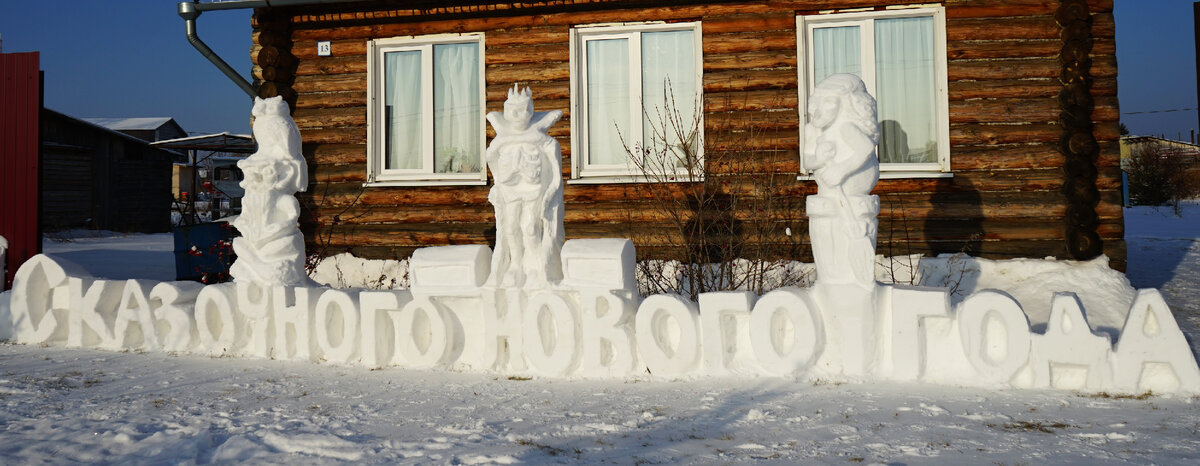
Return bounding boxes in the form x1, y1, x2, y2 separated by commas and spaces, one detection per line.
232, 0, 1123, 269
41, 109, 177, 232
82, 117, 187, 144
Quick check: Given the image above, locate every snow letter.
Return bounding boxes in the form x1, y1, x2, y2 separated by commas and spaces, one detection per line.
1030, 293, 1113, 391
636, 294, 701, 376
750, 288, 824, 375
196, 284, 238, 355
887, 285, 950, 381
1112, 289, 1200, 393
522, 291, 580, 375
66, 277, 123, 349
957, 291, 1032, 385
110, 279, 160, 351
236, 282, 274, 358
481, 289, 526, 371
315, 289, 359, 364
390, 297, 458, 368
358, 290, 412, 367
699, 291, 756, 374
10, 255, 88, 344
578, 291, 637, 377
273, 286, 316, 361
151, 282, 203, 352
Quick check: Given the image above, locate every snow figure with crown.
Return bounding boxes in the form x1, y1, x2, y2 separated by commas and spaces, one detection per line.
485, 85, 565, 289
229, 96, 311, 286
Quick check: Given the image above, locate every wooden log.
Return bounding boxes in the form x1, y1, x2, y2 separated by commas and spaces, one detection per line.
294, 55, 366, 76
947, 39, 1060, 60
486, 61, 570, 84
704, 90, 798, 112
293, 73, 366, 93
703, 69, 797, 92
703, 31, 800, 55
295, 90, 367, 109
946, 16, 1060, 41
948, 95, 1119, 124
292, 106, 367, 129
703, 50, 796, 72
485, 43, 568, 65
307, 143, 367, 164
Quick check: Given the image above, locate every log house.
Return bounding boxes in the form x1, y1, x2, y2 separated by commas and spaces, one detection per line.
248, 0, 1125, 270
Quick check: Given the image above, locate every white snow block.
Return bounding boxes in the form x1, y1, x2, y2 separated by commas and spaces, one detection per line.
196, 284, 239, 355
1030, 293, 1113, 391
957, 290, 1032, 385
0, 234, 7, 292
699, 291, 756, 374
636, 294, 701, 376
315, 289, 360, 364
578, 289, 638, 377
410, 245, 491, 296
885, 285, 951, 381
813, 283, 877, 377
750, 287, 824, 376
110, 279, 162, 351
560, 239, 636, 291
522, 292, 581, 375
358, 290, 413, 368
390, 296, 461, 368
151, 281, 204, 352
9, 254, 92, 344
1112, 289, 1200, 393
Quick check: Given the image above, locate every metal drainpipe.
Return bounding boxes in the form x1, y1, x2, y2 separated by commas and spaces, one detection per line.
178, 1, 357, 98
178, 1, 263, 98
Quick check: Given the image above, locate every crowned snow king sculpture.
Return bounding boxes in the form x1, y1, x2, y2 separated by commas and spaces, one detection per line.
485, 85, 565, 289
229, 96, 311, 286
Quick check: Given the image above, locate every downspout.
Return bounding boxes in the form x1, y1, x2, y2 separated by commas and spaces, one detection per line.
178, 1, 261, 98
178, 1, 357, 98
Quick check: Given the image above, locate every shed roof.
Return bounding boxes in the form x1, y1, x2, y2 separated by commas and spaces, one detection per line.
83, 117, 178, 131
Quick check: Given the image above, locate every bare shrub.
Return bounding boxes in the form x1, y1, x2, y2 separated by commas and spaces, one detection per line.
620, 85, 811, 300
1125, 142, 1200, 215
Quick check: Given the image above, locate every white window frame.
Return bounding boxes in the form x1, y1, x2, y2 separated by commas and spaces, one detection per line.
796, 6, 951, 178
569, 21, 704, 182
366, 33, 487, 186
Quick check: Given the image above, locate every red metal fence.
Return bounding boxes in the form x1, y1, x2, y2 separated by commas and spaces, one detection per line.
0, 52, 41, 290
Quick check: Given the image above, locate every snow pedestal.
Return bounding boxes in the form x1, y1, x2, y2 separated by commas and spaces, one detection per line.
409, 245, 491, 297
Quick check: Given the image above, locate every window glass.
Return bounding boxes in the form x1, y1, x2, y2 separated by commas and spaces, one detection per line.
383, 50, 422, 171
875, 16, 937, 164
433, 42, 482, 174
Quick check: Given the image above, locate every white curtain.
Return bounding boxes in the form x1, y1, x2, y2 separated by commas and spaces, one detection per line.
586, 38, 631, 166
642, 30, 697, 168
384, 50, 422, 170
433, 43, 481, 173
812, 26, 861, 85
876, 17, 937, 164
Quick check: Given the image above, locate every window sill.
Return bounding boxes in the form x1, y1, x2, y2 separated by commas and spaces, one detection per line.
796, 171, 953, 181
364, 179, 488, 188
568, 174, 704, 184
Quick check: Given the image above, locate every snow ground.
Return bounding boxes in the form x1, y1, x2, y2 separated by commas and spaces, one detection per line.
1, 205, 1198, 464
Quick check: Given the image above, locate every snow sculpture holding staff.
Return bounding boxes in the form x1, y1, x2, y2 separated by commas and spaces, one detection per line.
229, 96, 311, 286
804, 74, 881, 288
485, 85, 565, 289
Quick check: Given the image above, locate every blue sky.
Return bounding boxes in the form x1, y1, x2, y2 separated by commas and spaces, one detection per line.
0, 0, 1195, 139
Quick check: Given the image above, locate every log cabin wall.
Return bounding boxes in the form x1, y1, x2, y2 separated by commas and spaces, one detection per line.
252, 0, 1125, 270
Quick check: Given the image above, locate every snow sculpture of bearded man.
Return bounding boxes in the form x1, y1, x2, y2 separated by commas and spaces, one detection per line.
229, 96, 311, 286
485, 85, 565, 289
804, 73, 881, 289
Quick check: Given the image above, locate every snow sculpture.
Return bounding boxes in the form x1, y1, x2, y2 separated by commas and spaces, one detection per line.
804, 73, 882, 376
485, 85, 565, 289
805, 74, 881, 288
0, 234, 7, 291
229, 96, 310, 286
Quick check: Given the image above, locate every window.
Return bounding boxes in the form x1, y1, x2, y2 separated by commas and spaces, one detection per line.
797, 7, 950, 176
367, 34, 486, 185
570, 22, 703, 180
